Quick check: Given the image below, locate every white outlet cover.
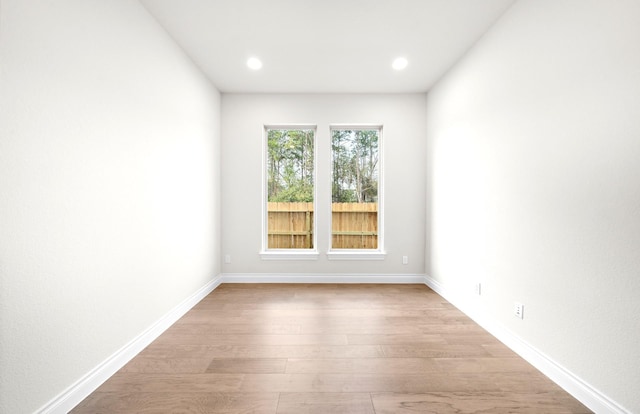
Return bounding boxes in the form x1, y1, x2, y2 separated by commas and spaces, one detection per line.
514, 302, 524, 319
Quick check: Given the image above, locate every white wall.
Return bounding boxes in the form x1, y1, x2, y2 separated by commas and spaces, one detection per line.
0, 1, 221, 412
222, 94, 427, 276
426, 0, 640, 412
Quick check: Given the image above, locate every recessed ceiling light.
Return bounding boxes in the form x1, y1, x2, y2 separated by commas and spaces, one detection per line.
392, 57, 408, 71
247, 57, 262, 70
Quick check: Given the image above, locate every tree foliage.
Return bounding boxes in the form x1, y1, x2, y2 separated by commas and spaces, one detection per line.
267, 129, 314, 202
266, 128, 379, 204
332, 129, 379, 203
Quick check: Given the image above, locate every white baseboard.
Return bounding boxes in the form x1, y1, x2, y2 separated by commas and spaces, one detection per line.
423, 275, 630, 414
35, 275, 223, 414
221, 273, 426, 284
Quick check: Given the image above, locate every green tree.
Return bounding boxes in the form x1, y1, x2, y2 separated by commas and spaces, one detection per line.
267, 129, 314, 202
331, 129, 379, 203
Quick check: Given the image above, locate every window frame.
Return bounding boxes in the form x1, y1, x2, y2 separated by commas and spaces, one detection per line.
327, 124, 385, 260
260, 124, 319, 260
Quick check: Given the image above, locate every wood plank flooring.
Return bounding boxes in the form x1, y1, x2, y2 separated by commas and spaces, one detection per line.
72, 284, 592, 413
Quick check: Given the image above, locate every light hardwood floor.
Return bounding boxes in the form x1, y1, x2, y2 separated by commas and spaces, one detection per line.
72, 284, 592, 413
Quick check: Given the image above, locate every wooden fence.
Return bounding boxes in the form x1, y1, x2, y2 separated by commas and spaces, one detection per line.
268, 202, 314, 249
267, 202, 378, 249
331, 202, 378, 249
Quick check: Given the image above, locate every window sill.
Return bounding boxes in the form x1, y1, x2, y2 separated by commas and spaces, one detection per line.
326, 250, 386, 261
260, 250, 320, 261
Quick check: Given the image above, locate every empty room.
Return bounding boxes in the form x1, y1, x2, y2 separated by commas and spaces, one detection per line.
1, 0, 639, 413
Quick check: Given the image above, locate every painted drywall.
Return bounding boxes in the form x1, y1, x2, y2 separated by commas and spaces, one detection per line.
426, 0, 640, 412
221, 94, 427, 275
0, 1, 221, 412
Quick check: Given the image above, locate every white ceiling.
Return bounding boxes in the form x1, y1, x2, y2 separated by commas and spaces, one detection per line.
140, 0, 515, 93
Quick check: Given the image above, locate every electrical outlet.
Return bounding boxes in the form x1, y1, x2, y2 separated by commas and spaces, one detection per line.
402, 256, 409, 265
474, 283, 482, 295
224, 254, 231, 264
514, 302, 524, 319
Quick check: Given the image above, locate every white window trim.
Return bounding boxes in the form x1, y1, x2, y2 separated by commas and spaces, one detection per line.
260, 124, 318, 260
326, 250, 386, 261
327, 124, 385, 260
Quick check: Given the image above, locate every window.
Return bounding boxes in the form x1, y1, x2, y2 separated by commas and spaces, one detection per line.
262, 126, 317, 258
329, 126, 383, 257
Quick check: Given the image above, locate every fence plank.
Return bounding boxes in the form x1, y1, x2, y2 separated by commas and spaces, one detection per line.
331, 202, 377, 212
268, 202, 314, 212
267, 202, 377, 249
